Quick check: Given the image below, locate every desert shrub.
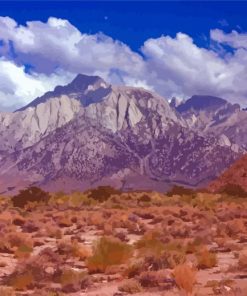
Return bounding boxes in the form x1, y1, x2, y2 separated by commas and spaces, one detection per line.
126, 220, 147, 235
138, 194, 151, 203
86, 186, 121, 202
8, 271, 34, 290
173, 264, 197, 295
167, 185, 195, 197
135, 236, 186, 270
190, 194, 217, 210
12, 215, 25, 226
186, 238, 203, 254
52, 192, 94, 207
6, 247, 62, 289
136, 236, 186, 271
59, 269, 91, 293
57, 215, 73, 228
160, 242, 187, 268
226, 219, 246, 238
114, 230, 128, 242
31, 290, 65, 296
219, 184, 247, 198
14, 244, 33, 259
196, 247, 217, 269
0, 232, 33, 254
118, 279, 143, 294
57, 239, 91, 260
163, 250, 186, 269
138, 270, 174, 288
238, 249, 247, 270
134, 210, 154, 220
44, 225, 62, 239
87, 236, 132, 273
22, 220, 39, 233
87, 212, 105, 228
169, 222, 190, 238
0, 286, 15, 296
103, 222, 113, 235
11, 187, 50, 208
124, 260, 145, 278
135, 231, 164, 256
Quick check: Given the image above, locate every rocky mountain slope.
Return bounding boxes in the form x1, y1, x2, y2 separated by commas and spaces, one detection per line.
0, 74, 244, 194
174, 95, 247, 151
209, 153, 247, 192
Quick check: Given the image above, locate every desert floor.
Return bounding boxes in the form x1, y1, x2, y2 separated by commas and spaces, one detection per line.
0, 187, 246, 296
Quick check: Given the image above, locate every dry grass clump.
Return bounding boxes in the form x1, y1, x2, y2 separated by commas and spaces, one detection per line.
173, 264, 197, 295
87, 212, 105, 228
135, 230, 165, 256
118, 279, 143, 294
51, 191, 94, 207
226, 219, 246, 238
5, 247, 62, 290
59, 269, 91, 293
0, 231, 33, 255
14, 244, 33, 259
57, 239, 91, 260
8, 271, 34, 291
238, 249, 247, 270
196, 247, 217, 269
135, 234, 186, 271
0, 286, 15, 296
138, 270, 174, 289
87, 236, 132, 273
186, 238, 203, 254
43, 225, 62, 239
124, 260, 145, 278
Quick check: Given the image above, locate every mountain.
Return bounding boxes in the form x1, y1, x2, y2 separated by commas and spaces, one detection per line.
175, 95, 247, 151
209, 154, 247, 192
0, 75, 243, 194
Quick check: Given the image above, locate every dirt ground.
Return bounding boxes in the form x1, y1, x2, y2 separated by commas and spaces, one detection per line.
0, 189, 246, 295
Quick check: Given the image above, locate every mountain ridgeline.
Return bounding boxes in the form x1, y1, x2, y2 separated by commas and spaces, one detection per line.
0, 74, 246, 194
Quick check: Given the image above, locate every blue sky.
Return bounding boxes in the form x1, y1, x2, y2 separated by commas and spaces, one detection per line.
1, 1, 246, 51
0, 1, 247, 110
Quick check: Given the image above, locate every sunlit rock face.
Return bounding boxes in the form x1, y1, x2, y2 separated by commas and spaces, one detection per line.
0, 74, 243, 194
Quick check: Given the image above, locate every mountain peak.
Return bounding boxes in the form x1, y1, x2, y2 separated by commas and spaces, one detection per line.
17, 73, 111, 111
67, 73, 108, 91
177, 95, 229, 113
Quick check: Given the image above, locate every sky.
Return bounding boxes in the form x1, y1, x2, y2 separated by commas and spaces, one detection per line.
1, 1, 247, 110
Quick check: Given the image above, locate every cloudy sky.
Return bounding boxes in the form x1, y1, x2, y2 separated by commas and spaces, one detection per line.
1, 1, 247, 110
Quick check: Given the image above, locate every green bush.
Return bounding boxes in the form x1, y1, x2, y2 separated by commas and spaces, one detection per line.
86, 186, 121, 202
11, 187, 50, 208
167, 185, 195, 197
219, 183, 247, 198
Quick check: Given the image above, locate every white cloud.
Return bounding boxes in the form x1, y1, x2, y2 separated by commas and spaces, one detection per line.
0, 58, 73, 110
211, 29, 247, 49
0, 17, 247, 110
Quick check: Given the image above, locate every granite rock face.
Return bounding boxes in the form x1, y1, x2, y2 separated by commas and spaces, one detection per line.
0, 74, 243, 194
175, 95, 247, 151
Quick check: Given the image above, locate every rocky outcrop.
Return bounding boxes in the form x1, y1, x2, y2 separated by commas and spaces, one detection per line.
209, 154, 247, 192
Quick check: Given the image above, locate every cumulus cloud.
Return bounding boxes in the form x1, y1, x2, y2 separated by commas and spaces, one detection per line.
0, 58, 73, 110
211, 29, 247, 49
142, 32, 247, 104
0, 16, 247, 110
